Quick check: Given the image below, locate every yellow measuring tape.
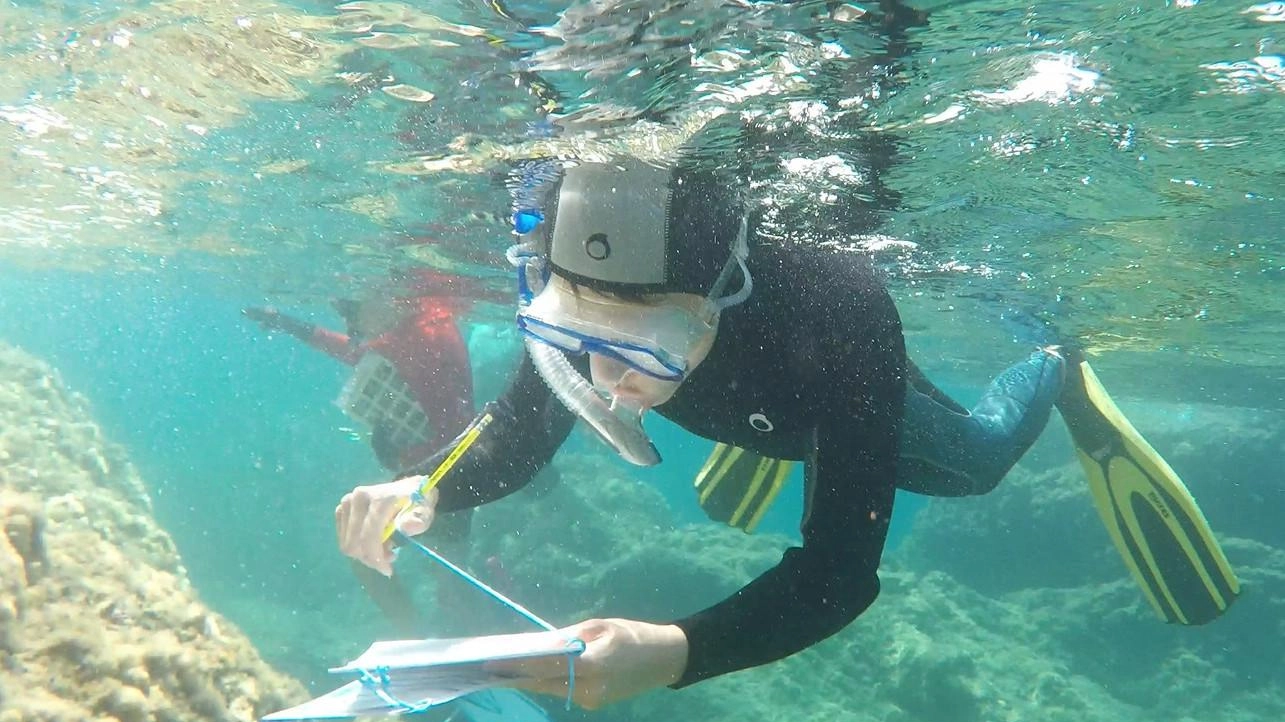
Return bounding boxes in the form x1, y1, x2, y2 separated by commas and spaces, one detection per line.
381, 412, 495, 542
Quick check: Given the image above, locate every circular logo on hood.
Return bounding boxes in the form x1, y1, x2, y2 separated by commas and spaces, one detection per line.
585, 233, 611, 260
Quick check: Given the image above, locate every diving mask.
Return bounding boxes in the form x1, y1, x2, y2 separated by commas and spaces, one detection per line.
512, 213, 750, 382
506, 208, 751, 466
517, 275, 715, 381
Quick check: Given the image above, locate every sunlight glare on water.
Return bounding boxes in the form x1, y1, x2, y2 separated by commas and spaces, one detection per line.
1, 0, 1281, 384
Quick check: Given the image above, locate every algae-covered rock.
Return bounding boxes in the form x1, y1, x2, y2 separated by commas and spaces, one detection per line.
895, 398, 1285, 721
0, 344, 306, 721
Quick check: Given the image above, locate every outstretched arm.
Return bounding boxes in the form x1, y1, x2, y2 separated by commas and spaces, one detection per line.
671, 291, 906, 686
242, 306, 362, 364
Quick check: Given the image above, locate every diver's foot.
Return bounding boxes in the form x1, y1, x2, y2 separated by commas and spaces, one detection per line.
1050, 342, 1091, 411
1006, 345, 1069, 416
1043, 339, 1088, 365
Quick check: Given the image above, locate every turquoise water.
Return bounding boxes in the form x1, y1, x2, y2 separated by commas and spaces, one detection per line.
2, 0, 1281, 719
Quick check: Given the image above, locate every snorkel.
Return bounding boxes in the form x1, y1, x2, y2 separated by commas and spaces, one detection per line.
524, 335, 661, 466
509, 241, 662, 466
509, 229, 750, 467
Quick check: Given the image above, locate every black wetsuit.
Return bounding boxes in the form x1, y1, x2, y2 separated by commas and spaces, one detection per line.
411, 239, 905, 687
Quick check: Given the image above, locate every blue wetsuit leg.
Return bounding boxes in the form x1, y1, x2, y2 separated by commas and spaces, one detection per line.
897, 348, 1065, 496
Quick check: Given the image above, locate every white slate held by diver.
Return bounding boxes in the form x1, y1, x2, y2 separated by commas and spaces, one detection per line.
261, 631, 583, 720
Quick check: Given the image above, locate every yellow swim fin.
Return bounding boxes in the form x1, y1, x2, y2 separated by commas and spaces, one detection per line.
693, 443, 795, 534
1058, 357, 1239, 624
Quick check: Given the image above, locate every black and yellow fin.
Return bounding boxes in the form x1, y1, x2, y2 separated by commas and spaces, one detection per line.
1059, 358, 1239, 624
694, 443, 795, 534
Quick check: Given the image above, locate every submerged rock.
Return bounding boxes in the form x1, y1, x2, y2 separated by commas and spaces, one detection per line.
0, 344, 305, 722
899, 399, 1285, 715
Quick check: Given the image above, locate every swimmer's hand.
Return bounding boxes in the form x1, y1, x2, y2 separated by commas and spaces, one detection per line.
242, 306, 317, 340
484, 618, 688, 709
241, 306, 281, 328
336, 477, 435, 577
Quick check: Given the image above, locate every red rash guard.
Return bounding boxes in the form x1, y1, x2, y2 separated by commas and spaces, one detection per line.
306, 296, 475, 467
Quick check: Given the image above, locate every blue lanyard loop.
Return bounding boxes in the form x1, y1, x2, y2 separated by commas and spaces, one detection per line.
389, 532, 584, 710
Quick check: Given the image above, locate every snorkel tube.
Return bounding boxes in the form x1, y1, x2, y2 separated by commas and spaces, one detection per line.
511, 241, 661, 467
524, 335, 661, 467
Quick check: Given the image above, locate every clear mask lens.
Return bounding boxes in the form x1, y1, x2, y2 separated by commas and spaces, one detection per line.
516, 275, 706, 381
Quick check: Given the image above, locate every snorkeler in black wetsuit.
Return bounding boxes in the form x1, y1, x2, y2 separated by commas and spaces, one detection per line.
440, 238, 914, 687
333, 119, 1068, 704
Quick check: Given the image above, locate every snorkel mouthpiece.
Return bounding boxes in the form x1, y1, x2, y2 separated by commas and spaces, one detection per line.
524, 336, 661, 467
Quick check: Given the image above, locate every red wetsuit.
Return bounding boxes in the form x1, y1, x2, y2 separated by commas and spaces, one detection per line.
305, 295, 475, 468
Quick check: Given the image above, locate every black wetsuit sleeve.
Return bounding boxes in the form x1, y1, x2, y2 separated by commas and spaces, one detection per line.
402, 351, 579, 513
671, 293, 906, 686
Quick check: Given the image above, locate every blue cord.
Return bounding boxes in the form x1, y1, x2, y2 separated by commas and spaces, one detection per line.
357, 666, 432, 715
397, 533, 556, 632
395, 531, 582, 710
